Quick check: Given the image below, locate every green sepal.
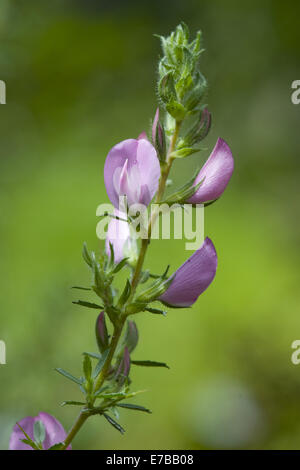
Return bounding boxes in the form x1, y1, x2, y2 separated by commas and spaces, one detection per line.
170, 147, 200, 159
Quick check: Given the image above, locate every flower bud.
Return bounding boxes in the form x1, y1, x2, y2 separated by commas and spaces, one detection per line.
186, 108, 211, 145
95, 312, 109, 353
124, 321, 139, 353
152, 108, 166, 162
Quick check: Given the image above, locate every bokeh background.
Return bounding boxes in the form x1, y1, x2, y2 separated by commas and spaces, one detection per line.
0, 0, 300, 450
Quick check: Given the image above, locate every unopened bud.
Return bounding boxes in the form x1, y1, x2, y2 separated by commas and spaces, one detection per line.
152, 108, 166, 162
124, 321, 139, 353
186, 107, 211, 145
95, 312, 109, 353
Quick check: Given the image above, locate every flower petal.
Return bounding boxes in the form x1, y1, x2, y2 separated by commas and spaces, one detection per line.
158, 237, 217, 307
135, 138, 160, 205
187, 138, 234, 203
105, 210, 131, 264
9, 416, 35, 450
38, 412, 70, 449
104, 138, 160, 209
9, 412, 71, 450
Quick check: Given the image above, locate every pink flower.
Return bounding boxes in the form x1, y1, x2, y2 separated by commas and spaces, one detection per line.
104, 139, 160, 209
9, 412, 71, 450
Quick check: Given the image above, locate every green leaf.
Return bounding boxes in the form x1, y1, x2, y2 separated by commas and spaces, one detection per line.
144, 307, 167, 316
48, 443, 64, 450
131, 360, 170, 369
116, 403, 151, 413
103, 413, 125, 434
93, 349, 110, 379
55, 368, 83, 385
83, 351, 102, 360
117, 279, 131, 307
34, 420, 46, 445
72, 300, 103, 310
82, 242, 93, 268
17, 423, 39, 450
21, 438, 40, 450
83, 354, 92, 381
109, 242, 115, 266
113, 257, 129, 274
61, 401, 86, 407
71, 286, 91, 291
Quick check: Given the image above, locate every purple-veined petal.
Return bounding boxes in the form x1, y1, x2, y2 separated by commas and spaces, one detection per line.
104, 138, 160, 209
9, 412, 71, 450
158, 237, 217, 307
187, 138, 234, 204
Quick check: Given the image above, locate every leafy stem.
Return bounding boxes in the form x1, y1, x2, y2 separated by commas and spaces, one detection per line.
60, 120, 181, 450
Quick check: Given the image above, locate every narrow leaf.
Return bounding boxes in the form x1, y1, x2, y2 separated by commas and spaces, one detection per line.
83, 354, 92, 381
144, 307, 167, 316
55, 368, 83, 385
83, 351, 102, 360
93, 349, 110, 379
71, 286, 91, 291
116, 403, 151, 413
131, 360, 169, 369
72, 300, 103, 310
113, 257, 129, 274
103, 413, 125, 434
61, 401, 86, 407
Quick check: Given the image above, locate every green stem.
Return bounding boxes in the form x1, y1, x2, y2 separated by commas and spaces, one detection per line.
61, 120, 181, 450
130, 121, 181, 295
61, 411, 88, 450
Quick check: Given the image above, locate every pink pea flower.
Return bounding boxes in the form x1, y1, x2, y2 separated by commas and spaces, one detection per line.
104, 138, 160, 209
9, 412, 71, 450
159, 237, 217, 307
187, 138, 234, 204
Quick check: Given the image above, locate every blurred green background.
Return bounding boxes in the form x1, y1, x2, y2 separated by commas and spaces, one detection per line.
0, 0, 300, 450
